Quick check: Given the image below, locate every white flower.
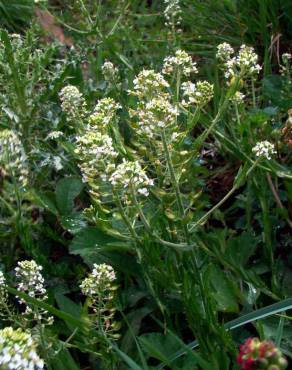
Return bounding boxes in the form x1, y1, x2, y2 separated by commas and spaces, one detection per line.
130, 70, 169, 100
15, 261, 53, 324
181, 80, 214, 106
109, 159, 154, 196
236, 45, 261, 75
131, 95, 178, 138
0, 130, 28, 187
0, 327, 44, 370
47, 131, 64, 140
59, 85, 86, 120
53, 156, 63, 171
80, 264, 116, 297
252, 141, 276, 160
89, 97, 121, 130
164, 0, 182, 28
230, 91, 245, 104
217, 43, 261, 79
102, 60, 120, 83
0, 271, 7, 301
162, 50, 197, 76
282, 53, 292, 61
216, 42, 234, 63
75, 132, 118, 184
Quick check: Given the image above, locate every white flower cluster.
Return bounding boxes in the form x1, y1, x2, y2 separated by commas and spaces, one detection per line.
109, 159, 154, 196
15, 260, 53, 324
75, 97, 121, 186
59, 85, 86, 120
162, 50, 197, 76
216, 42, 234, 64
130, 69, 179, 140
80, 264, 119, 337
130, 70, 169, 100
0, 327, 44, 370
75, 132, 118, 184
164, 0, 182, 28
280, 53, 292, 77
80, 263, 116, 297
181, 80, 214, 106
15, 260, 46, 299
88, 98, 121, 130
47, 131, 64, 140
230, 91, 245, 104
216, 43, 261, 79
130, 96, 178, 138
252, 141, 276, 160
0, 271, 7, 301
102, 60, 120, 84
0, 130, 28, 187
282, 53, 292, 64
9, 33, 23, 48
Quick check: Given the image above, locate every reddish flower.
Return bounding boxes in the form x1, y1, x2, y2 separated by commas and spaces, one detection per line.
237, 338, 288, 370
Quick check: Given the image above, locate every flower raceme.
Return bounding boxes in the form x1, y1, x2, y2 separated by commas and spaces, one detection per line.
216, 43, 261, 79
15, 260, 53, 325
75, 132, 118, 184
237, 337, 287, 370
130, 95, 178, 138
109, 159, 154, 197
0, 271, 7, 302
130, 69, 169, 100
80, 264, 119, 339
80, 263, 116, 298
0, 327, 44, 370
181, 80, 214, 107
88, 98, 121, 131
164, 0, 182, 29
162, 49, 198, 76
0, 130, 29, 188
102, 60, 120, 85
59, 85, 86, 121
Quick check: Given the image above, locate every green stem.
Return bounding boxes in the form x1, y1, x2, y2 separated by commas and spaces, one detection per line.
160, 131, 209, 319
113, 190, 139, 242
251, 78, 257, 109
189, 159, 260, 232
193, 77, 240, 152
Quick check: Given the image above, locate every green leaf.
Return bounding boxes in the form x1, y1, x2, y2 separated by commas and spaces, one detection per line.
139, 333, 180, 367
206, 265, 239, 312
49, 347, 81, 370
56, 177, 83, 215
70, 226, 131, 259
225, 298, 292, 330
226, 232, 258, 266
33, 191, 58, 215
60, 214, 87, 235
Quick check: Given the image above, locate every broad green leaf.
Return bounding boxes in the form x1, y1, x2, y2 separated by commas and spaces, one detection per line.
33, 191, 58, 215
70, 226, 131, 258
206, 265, 239, 312
226, 232, 258, 266
49, 347, 81, 370
139, 333, 180, 367
56, 177, 83, 215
